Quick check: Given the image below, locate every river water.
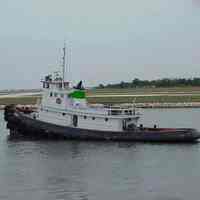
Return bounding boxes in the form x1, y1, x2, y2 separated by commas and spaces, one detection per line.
1, 109, 200, 200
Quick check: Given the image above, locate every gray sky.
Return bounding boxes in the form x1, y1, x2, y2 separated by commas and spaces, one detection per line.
0, 0, 200, 89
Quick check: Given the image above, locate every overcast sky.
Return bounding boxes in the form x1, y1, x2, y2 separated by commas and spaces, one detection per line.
0, 0, 200, 89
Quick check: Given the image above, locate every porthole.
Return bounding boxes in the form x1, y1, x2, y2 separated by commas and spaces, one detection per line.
62, 113, 66, 116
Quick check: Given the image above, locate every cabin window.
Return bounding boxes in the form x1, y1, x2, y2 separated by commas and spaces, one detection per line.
62, 113, 66, 116
60, 94, 64, 98
84, 116, 87, 119
54, 93, 58, 97
105, 118, 108, 122
50, 92, 53, 97
111, 110, 121, 115
92, 117, 95, 120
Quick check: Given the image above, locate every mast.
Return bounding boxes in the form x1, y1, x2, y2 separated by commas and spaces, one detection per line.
62, 43, 66, 88
68, 41, 71, 84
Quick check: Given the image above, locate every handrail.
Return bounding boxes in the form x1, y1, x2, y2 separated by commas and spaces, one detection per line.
40, 105, 141, 118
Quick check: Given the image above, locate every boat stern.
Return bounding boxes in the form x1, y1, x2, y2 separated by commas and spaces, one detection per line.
179, 128, 200, 142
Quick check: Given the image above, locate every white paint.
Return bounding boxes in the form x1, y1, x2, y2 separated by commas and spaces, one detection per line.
35, 74, 140, 132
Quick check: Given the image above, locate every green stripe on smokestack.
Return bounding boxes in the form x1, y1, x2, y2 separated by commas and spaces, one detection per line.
68, 90, 86, 99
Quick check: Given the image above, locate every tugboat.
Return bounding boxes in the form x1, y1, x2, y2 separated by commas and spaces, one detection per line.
4, 45, 200, 142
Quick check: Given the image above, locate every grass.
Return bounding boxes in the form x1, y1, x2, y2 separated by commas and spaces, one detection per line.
87, 95, 200, 104
1, 95, 200, 105
87, 86, 200, 95
86, 87, 200, 104
0, 96, 40, 105
1, 87, 200, 105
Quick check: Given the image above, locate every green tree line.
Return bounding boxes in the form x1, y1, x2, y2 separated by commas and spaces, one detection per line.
97, 78, 200, 89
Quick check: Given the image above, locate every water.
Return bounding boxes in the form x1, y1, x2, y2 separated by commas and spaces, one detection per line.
1, 109, 200, 200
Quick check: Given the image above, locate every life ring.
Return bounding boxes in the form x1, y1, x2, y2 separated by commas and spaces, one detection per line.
56, 98, 62, 104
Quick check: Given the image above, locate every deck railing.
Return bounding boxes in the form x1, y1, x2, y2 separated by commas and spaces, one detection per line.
104, 106, 139, 116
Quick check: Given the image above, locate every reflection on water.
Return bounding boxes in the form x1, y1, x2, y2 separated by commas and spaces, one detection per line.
1, 109, 200, 200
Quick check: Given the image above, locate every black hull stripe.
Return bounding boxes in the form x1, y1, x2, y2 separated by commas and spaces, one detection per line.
5, 112, 200, 142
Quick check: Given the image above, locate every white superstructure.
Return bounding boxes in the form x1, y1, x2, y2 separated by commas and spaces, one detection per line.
35, 46, 140, 132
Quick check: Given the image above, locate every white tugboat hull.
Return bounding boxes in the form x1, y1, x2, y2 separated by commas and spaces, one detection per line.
5, 106, 200, 143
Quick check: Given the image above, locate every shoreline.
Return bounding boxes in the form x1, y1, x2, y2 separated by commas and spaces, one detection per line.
1, 102, 200, 110
1, 89, 200, 109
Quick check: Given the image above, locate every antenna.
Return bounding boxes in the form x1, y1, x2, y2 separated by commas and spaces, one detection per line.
68, 41, 72, 83
62, 42, 66, 87
66, 42, 68, 82
62, 39, 72, 87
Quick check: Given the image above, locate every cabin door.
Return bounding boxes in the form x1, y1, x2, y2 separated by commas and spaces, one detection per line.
73, 115, 78, 127
122, 120, 127, 130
